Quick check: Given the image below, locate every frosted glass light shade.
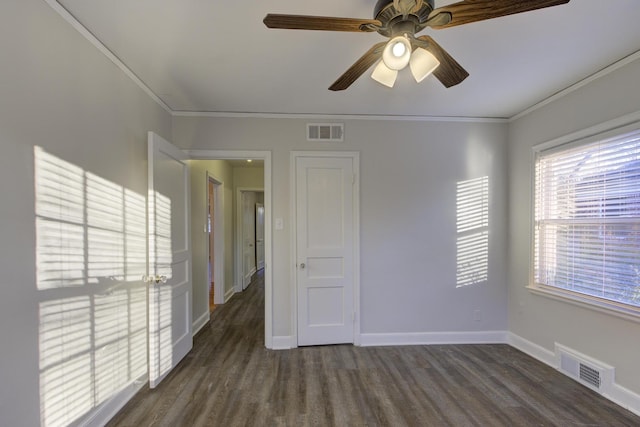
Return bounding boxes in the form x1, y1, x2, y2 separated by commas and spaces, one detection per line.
371, 60, 398, 88
382, 36, 412, 71
409, 48, 440, 83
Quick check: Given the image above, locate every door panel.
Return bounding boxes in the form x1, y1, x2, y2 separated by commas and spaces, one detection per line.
296, 156, 356, 346
241, 191, 256, 289
256, 203, 265, 270
147, 132, 192, 388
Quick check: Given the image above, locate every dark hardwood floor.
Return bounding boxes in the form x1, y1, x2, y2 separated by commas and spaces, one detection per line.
108, 272, 640, 426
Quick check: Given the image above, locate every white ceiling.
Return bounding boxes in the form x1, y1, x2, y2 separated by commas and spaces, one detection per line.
55, 0, 640, 119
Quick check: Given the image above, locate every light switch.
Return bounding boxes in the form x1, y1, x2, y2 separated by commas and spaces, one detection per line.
275, 218, 284, 230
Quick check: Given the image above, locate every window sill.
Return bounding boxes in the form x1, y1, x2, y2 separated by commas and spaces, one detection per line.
526, 284, 640, 324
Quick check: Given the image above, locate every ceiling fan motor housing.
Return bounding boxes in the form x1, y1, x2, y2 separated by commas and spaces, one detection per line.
374, 0, 435, 37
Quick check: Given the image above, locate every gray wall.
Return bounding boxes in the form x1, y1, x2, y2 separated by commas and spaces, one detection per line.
508, 57, 640, 394
173, 117, 509, 338
0, 1, 171, 425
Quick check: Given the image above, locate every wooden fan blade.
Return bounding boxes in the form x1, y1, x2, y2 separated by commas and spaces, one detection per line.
329, 42, 386, 91
264, 14, 381, 32
428, 0, 570, 29
412, 36, 469, 88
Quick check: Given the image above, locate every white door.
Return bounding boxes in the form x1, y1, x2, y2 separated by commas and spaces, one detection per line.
295, 155, 357, 346
147, 132, 192, 388
242, 191, 256, 289
256, 203, 265, 270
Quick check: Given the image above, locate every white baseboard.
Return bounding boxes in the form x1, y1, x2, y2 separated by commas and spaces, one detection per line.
607, 383, 640, 417
224, 287, 235, 303
359, 330, 508, 347
507, 332, 640, 417
192, 311, 210, 336
78, 373, 147, 427
271, 335, 295, 350
506, 332, 555, 366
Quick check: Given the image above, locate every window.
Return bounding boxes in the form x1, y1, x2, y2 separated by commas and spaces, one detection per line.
533, 128, 640, 313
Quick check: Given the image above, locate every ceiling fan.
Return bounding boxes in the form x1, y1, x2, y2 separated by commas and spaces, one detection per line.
264, 0, 570, 91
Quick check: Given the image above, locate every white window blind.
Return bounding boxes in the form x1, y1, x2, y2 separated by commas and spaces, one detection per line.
534, 129, 640, 309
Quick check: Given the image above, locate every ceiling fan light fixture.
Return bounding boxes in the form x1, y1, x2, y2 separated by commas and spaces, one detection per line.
371, 60, 398, 88
409, 47, 440, 82
382, 35, 412, 71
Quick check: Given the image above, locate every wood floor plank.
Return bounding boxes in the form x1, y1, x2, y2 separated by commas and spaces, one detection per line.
108, 271, 640, 426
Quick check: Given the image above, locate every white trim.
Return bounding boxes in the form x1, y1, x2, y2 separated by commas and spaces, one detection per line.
360, 331, 508, 347
205, 173, 225, 305
530, 110, 640, 153
511, 50, 640, 121
224, 286, 235, 303
271, 336, 295, 350
45, 1, 172, 114
290, 151, 361, 348
507, 333, 640, 417
174, 111, 507, 123
289, 153, 298, 349
192, 311, 210, 336
506, 332, 556, 366
527, 285, 640, 324
77, 373, 147, 427
184, 150, 274, 349
352, 155, 361, 346
608, 384, 640, 418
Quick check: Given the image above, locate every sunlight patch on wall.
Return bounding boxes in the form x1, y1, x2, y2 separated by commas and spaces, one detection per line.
148, 190, 174, 381
35, 147, 147, 427
456, 176, 489, 288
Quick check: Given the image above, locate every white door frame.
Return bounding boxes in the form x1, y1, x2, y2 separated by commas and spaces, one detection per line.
187, 150, 273, 349
236, 188, 263, 292
206, 173, 225, 305
290, 151, 361, 347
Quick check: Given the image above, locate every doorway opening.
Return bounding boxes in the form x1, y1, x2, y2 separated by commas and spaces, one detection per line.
188, 150, 273, 349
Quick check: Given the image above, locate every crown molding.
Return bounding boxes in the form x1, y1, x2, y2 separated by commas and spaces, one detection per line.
46, 1, 172, 114
510, 49, 640, 122
172, 110, 508, 123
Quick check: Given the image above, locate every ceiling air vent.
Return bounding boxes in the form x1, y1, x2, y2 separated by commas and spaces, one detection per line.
307, 123, 344, 142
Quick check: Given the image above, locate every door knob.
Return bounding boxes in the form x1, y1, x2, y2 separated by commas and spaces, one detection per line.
142, 275, 168, 284
299, 263, 306, 269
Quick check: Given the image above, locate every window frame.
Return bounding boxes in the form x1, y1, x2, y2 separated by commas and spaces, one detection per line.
528, 118, 640, 323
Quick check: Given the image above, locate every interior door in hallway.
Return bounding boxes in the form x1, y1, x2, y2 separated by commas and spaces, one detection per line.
255, 202, 265, 270
241, 191, 256, 290
295, 154, 358, 346
147, 132, 192, 388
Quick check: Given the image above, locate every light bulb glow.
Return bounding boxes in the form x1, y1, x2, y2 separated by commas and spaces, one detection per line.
391, 41, 406, 57
382, 36, 412, 71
